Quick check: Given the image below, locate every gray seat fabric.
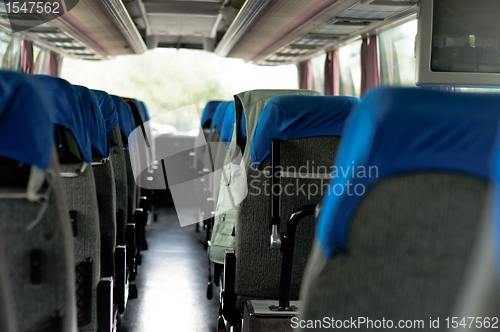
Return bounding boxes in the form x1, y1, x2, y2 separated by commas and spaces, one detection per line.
124, 149, 137, 227
60, 162, 101, 332
92, 157, 117, 276
0, 238, 17, 332
235, 137, 340, 309
0, 151, 78, 332
298, 173, 488, 331
110, 126, 128, 245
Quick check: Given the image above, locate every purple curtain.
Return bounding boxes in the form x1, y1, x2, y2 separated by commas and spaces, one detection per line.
298, 60, 312, 90
20, 39, 34, 74
324, 50, 340, 95
361, 35, 380, 96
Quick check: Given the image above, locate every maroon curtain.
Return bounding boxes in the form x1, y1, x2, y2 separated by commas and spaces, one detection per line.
47, 51, 61, 77
298, 60, 312, 90
20, 39, 34, 74
324, 50, 340, 95
361, 35, 380, 96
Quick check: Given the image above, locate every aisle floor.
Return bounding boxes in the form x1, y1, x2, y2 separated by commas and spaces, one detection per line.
120, 206, 219, 331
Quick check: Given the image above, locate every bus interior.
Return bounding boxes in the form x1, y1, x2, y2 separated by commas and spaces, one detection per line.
0, 0, 500, 331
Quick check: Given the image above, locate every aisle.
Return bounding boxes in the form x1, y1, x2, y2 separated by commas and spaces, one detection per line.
120, 206, 219, 331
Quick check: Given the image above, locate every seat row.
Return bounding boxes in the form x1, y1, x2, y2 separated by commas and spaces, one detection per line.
196, 87, 500, 331
0, 70, 153, 332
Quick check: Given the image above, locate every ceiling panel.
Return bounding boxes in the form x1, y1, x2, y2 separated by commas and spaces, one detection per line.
144, 0, 222, 16
148, 13, 216, 37
217, 0, 417, 65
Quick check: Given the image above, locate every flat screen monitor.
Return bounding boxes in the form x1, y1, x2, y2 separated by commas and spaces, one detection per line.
416, 0, 500, 87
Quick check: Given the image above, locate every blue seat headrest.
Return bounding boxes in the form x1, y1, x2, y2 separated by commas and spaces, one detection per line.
211, 101, 230, 134
91, 90, 119, 133
137, 100, 150, 122
201, 101, 224, 128
111, 95, 136, 147
239, 110, 247, 140
34, 75, 92, 163
73, 85, 110, 158
221, 101, 235, 144
317, 87, 500, 258
128, 98, 150, 122
251, 95, 360, 168
0, 70, 53, 170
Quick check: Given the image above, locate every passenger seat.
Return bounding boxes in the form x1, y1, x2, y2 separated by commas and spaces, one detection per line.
0, 71, 77, 332
298, 87, 500, 331
92, 89, 130, 313
35, 75, 106, 332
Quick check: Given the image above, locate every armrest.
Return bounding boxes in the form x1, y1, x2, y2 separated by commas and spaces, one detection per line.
98, 277, 114, 332
116, 209, 125, 246
221, 250, 239, 321
269, 139, 282, 249
114, 245, 128, 314
126, 223, 137, 281
134, 208, 144, 262
272, 204, 317, 312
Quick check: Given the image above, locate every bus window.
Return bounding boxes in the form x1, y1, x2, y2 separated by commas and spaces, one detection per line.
379, 19, 418, 86
339, 40, 362, 97
311, 53, 326, 94
62, 49, 298, 135
0, 31, 11, 65
0, 33, 17, 70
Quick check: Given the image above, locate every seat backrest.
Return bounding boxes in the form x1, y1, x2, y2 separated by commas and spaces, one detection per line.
93, 89, 128, 245
74, 85, 116, 278
124, 98, 155, 193
208, 101, 230, 155
211, 101, 236, 201
204, 101, 231, 197
0, 71, 77, 332
234, 95, 359, 305
210, 89, 320, 265
0, 234, 17, 332
194, 101, 223, 176
112, 95, 138, 225
201, 100, 224, 129
299, 87, 500, 328
35, 74, 101, 332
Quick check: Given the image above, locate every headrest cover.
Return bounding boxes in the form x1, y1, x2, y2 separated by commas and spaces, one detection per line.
221, 101, 235, 144
34, 75, 92, 163
317, 87, 500, 259
0, 71, 53, 170
92, 89, 119, 132
130, 98, 150, 122
250, 95, 360, 168
111, 95, 136, 147
211, 101, 230, 134
73, 85, 110, 158
201, 101, 224, 128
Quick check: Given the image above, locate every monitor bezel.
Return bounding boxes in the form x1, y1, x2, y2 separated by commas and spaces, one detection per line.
416, 0, 500, 88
